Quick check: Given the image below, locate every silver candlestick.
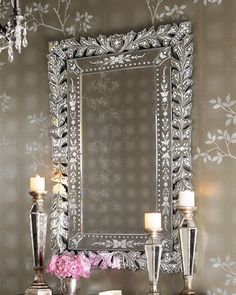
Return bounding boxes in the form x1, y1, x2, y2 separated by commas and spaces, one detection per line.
24, 191, 53, 295
178, 206, 197, 295
145, 229, 162, 295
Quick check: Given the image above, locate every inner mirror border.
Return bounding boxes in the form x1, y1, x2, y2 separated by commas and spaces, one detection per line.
48, 21, 193, 273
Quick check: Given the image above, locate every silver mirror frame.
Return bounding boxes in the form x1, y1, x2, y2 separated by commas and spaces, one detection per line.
48, 21, 193, 273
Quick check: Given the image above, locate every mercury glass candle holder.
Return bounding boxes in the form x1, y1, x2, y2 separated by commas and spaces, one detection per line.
145, 229, 162, 295
24, 191, 53, 295
178, 206, 197, 295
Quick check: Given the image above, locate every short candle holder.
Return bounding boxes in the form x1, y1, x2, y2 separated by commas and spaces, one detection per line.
145, 229, 162, 295
24, 191, 53, 295
178, 206, 197, 295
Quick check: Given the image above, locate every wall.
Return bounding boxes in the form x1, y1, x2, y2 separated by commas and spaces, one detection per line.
0, 0, 235, 294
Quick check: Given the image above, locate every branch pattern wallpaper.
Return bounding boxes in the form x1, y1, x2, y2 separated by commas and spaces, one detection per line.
0, 0, 235, 294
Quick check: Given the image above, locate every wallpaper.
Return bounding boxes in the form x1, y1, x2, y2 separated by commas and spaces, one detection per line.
0, 0, 234, 294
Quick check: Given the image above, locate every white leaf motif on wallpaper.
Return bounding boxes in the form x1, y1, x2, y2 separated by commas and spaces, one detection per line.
207, 255, 236, 295
25, 0, 93, 36
194, 94, 236, 164
0, 137, 13, 149
25, 112, 51, 171
27, 111, 50, 139
193, 0, 223, 5
0, 92, 11, 112
0, 92, 14, 149
25, 141, 50, 171
146, 0, 223, 25
0, 0, 10, 20
145, 0, 187, 25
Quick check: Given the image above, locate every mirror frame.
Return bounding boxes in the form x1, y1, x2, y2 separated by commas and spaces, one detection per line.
48, 21, 193, 273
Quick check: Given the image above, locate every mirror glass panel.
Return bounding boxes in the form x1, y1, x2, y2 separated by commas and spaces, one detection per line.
67, 48, 172, 251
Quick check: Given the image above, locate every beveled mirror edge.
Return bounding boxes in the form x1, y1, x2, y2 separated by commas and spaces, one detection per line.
47, 21, 193, 273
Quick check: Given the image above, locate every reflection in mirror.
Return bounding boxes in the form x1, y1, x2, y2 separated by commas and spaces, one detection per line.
67, 47, 173, 252
82, 70, 156, 235
48, 21, 193, 272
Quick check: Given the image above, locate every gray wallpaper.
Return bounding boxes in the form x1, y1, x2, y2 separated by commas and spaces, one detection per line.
0, 0, 234, 294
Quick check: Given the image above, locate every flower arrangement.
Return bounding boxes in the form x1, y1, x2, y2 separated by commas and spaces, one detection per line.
46, 253, 91, 279
47, 251, 122, 279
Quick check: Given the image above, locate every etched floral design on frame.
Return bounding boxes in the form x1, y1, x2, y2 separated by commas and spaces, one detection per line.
48, 21, 193, 273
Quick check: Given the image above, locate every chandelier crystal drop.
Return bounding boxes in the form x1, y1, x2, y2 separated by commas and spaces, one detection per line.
0, 0, 27, 62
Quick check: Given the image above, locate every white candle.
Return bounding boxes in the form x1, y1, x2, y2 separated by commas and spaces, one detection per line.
144, 213, 162, 231
179, 190, 195, 207
30, 175, 45, 192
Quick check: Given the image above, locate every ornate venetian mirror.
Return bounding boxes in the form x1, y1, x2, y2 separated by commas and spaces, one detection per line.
48, 21, 193, 273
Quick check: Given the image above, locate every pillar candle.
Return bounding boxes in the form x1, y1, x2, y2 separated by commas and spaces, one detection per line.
144, 213, 162, 231
30, 175, 45, 192
179, 190, 195, 207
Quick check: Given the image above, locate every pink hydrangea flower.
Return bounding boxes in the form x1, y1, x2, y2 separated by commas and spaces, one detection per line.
46, 255, 58, 273
47, 252, 122, 278
47, 253, 91, 279
78, 253, 91, 278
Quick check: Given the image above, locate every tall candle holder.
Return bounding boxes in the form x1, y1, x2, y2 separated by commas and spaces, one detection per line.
145, 229, 162, 295
178, 206, 197, 295
24, 191, 53, 295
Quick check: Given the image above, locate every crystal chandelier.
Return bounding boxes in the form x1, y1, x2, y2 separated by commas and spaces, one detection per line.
0, 0, 27, 62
